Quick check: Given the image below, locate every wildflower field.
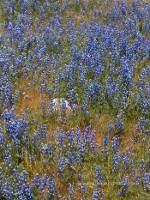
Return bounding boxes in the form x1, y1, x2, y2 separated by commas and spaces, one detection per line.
0, 0, 150, 199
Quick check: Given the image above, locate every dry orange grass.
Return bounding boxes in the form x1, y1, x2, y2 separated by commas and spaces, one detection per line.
15, 88, 42, 115
93, 113, 114, 144
15, 78, 49, 116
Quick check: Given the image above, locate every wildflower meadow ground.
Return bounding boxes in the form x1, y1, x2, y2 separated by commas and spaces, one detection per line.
0, 0, 149, 199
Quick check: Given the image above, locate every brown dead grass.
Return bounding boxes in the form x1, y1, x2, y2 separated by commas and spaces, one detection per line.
0, 28, 4, 33
94, 113, 114, 144
15, 88, 42, 114
121, 119, 137, 151
15, 78, 49, 116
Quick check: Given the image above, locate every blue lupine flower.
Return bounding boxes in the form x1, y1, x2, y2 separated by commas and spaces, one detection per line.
135, 176, 142, 185
112, 136, 120, 153
58, 158, 67, 172
78, 182, 87, 193
67, 152, 74, 165
68, 184, 74, 199
92, 186, 104, 200
103, 136, 109, 146
79, 142, 86, 155
92, 188, 99, 200
41, 143, 53, 157
143, 173, 150, 191
0, 126, 4, 147
118, 176, 129, 196
122, 153, 130, 173
140, 159, 145, 173
95, 166, 104, 184
75, 154, 81, 165
112, 152, 120, 173
2, 180, 13, 200
4, 144, 12, 164
114, 118, 124, 134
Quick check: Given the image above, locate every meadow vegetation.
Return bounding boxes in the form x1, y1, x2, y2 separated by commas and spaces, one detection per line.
0, 0, 149, 199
